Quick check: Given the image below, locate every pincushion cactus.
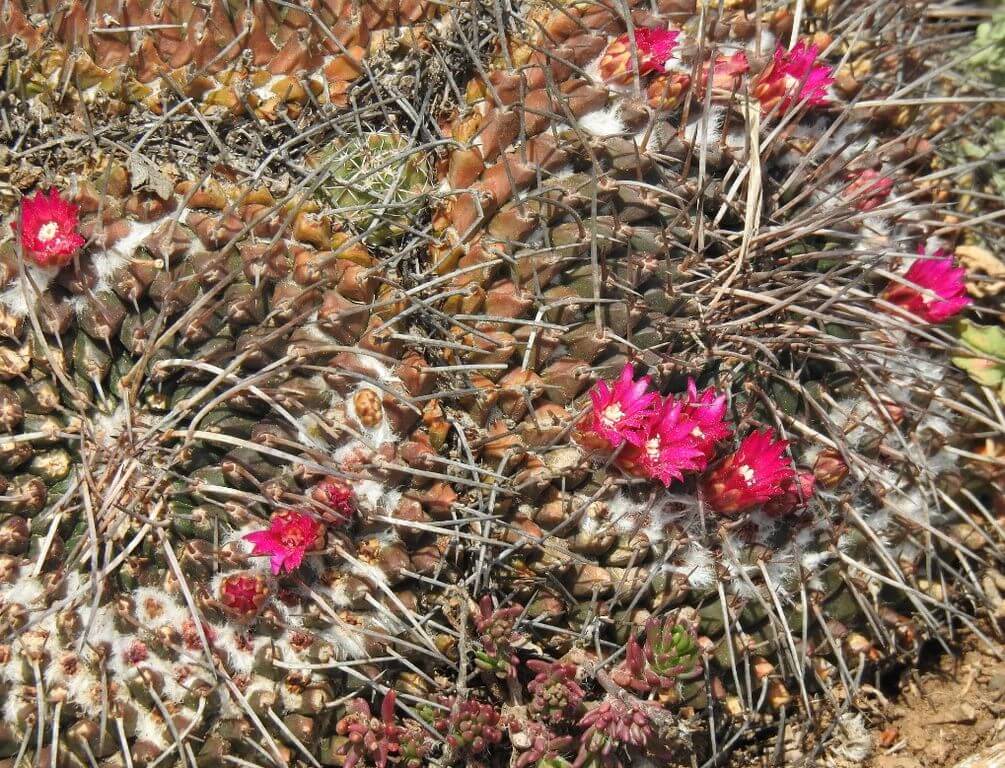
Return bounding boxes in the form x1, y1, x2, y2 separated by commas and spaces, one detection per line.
0, 0, 1000, 767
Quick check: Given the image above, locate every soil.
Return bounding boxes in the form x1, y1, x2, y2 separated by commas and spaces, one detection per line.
864, 632, 1005, 768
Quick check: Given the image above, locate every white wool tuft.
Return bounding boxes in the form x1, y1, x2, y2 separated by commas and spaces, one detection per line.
684, 106, 726, 148
92, 221, 158, 291
0, 575, 46, 607
578, 106, 627, 137
0, 264, 59, 318
133, 587, 187, 629
133, 710, 169, 748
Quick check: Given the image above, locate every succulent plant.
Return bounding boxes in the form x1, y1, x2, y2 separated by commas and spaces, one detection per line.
474, 595, 524, 680
437, 697, 505, 758
334, 691, 401, 768
313, 132, 431, 244
526, 660, 586, 725
573, 698, 655, 768
512, 720, 575, 768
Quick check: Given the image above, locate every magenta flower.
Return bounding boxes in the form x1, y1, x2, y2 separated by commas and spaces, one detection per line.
618, 398, 706, 486
881, 248, 971, 323
599, 28, 681, 85
579, 363, 661, 450
701, 429, 795, 516
13, 188, 85, 268
244, 509, 324, 575
680, 379, 733, 460
753, 42, 833, 114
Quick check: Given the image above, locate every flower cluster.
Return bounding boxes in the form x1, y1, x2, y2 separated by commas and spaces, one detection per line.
598, 31, 833, 120
578, 365, 731, 488
701, 429, 801, 516
580, 365, 814, 517
881, 248, 971, 323
598, 28, 681, 85
843, 169, 895, 212
311, 477, 356, 524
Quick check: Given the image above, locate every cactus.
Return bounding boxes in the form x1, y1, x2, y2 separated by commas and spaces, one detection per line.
313, 133, 432, 245
0, 0, 1001, 767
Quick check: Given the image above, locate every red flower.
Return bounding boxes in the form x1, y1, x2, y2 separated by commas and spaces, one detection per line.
311, 477, 355, 524
599, 28, 681, 85
680, 379, 733, 460
579, 363, 660, 451
219, 573, 269, 619
12, 189, 85, 268
244, 509, 324, 575
763, 470, 816, 517
843, 169, 894, 212
617, 398, 706, 486
881, 248, 971, 323
752, 42, 833, 114
702, 429, 795, 516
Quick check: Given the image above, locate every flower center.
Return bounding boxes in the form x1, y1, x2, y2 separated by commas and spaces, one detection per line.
738, 464, 756, 485
280, 531, 307, 548
645, 437, 661, 461
37, 221, 59, 243
691, 426, 705, 439
601, 403, 624, 426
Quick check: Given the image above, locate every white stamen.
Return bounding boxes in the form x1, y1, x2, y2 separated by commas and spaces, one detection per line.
37, 221, 59, 242
691, 426, 705, 440
645, 437, 661, 461
738, 465, 756, 485
601, 403, 624, 426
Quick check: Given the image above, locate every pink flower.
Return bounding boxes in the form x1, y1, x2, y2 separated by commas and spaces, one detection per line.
579, 363, 661, 450
618, 398, 706, 486
843, 169, 894, 212
753, 42, 833, 114
680, 379, 733, 460
599, 28, 681, 85
700, 50, 750, 94
244, 509, 324, 575
881, 248, 971, 323
763, 470, 816, 517
701, 429, 795, 516
12, 188, 85, 268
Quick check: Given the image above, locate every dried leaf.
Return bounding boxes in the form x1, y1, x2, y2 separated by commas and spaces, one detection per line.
956, 245, 1005, 298
952, 320, 1005, 401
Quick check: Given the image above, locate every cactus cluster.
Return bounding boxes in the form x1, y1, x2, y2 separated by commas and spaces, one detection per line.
0, 0, 1002, 766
